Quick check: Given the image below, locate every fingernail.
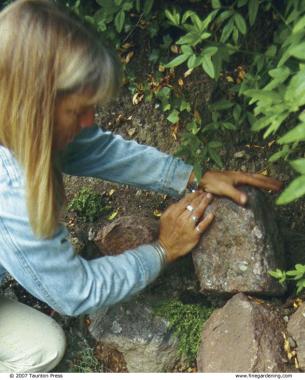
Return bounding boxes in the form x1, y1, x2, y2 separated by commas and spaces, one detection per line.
206, 193, 212, 199
240, 194, 247, 204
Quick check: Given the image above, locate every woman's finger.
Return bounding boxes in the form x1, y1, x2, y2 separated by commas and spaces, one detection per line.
232, 172, 282, 192
187, 193, 213, 223
174, 191, 203, 216
195, 213, 215, 234
220, 182, 248, 205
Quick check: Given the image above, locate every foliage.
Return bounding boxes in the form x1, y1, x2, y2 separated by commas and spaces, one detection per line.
153, 299, 213, 363
4, 0, 305, 201
67, 187, 110, 222
70, 339, 103, 372
269, 264, 305, 294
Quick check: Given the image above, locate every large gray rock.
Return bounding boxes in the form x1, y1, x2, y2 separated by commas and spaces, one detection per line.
287, 303, 305, 370
192, 187, 286, 296
197, 293, 287, 372
89, 299, 179, 372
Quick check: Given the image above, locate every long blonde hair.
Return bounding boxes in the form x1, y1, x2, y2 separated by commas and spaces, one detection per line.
0, 0, 120, 238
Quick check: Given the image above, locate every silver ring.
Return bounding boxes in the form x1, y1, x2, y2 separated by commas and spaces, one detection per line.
191, 215, 199, 223
186, 204, 194, 212
195, 226, 201, 233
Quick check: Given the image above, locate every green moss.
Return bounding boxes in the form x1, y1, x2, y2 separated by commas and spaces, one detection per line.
153, 299, 214, 364
68, 187, 111, 222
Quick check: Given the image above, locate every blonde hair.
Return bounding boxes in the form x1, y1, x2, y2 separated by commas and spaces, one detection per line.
0, 0, 121, 238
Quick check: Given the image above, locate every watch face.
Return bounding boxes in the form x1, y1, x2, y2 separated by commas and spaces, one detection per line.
187, 181, 199, 193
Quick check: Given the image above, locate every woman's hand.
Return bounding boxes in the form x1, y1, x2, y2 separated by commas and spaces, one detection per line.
189, 170, 282, 206
158, 191, 214, 263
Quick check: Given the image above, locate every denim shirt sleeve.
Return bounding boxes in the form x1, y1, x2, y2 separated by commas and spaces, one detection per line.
61, 125, 193, 197
0, 147, 164, 316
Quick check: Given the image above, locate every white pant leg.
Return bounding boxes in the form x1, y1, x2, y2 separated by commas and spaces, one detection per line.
0, 296, 66, 373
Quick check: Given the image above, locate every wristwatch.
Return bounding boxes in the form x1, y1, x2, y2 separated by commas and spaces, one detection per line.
187, 177, 199, 193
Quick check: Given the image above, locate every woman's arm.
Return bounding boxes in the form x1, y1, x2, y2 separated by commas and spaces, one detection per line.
61, 125, 193, 197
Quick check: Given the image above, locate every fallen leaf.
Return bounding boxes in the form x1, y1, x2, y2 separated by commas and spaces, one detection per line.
258, 169, 268, 176
107, 210, 119, 221
153, 209, 162, 218
170, 45, 180, 54
132, 93, 144, 105
108, 189, 116, 196
125, 51, 134, 64
127, 127, 137, 137
194, 110, 202, 124
178, 78, 184, 87
226, 75, 234, 83
184, 68, 193, 78
159, 64, 165, 72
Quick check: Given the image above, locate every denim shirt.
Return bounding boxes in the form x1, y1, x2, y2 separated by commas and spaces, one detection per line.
0, 125, 193, 316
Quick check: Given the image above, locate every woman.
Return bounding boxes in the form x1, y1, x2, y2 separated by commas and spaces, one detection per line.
0, 0, 281, 373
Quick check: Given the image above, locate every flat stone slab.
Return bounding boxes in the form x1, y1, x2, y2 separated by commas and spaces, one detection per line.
197, 293, 287, 372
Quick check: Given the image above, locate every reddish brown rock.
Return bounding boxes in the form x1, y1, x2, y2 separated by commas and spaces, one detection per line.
94, 216, 159, 255
197, 293, 287, 372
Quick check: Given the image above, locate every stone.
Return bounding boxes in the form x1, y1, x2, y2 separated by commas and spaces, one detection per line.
192, 186, 286, 296
197, 293, 287, 372
89, 299, 180, 372
287, 303, 305, 370
94, 216, 159, 256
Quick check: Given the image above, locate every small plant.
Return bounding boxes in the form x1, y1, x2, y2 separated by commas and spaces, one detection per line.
71, 341, 103, 373
153, 299, 214, 364
68, 187, 110, 222
269, 264, 305, 294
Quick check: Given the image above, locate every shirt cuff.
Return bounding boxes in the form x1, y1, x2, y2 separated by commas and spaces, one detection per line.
161, 157, 194, 197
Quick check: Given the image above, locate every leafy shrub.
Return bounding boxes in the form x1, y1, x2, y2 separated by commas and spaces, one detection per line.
153, 299, 214, 363
270, 264, 305, 294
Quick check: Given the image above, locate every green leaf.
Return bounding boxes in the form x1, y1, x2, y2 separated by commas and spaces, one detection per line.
180, 100, 191, 112
278, 122, 305, 144
181, 45, 193, 55
165, 54, 190, 68
208, 147, 223, 167
290, 159, 305, 174
144, 0, 154, 16
114, 0, 123, 5
269, 269, 285, 280
289, 43, 305, 60
223, 122, 237, 130
165, 9, 180, 26
210, 99, 233, 110
167, 110, 180, 124
202, 46, 218, 57
115, 10, 125, 33
208, 141, 223, 149
201, 55, 215, 78
212, 0, 221, 9
292, 15, 305, 34
276, 175, 305, 204
248, 0, 259, 26
234, 13, 247, 35
187, 54, 201, 69
220, 17, 234, 42
269, 146, 289, 162
296, 279, 305, 294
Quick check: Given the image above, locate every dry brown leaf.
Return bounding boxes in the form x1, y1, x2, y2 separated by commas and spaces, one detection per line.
178, 78, 184, 87
153, 209, 162, 218
170, 45, 180, 54
125, 51, 134, 64
184, 68, 193, 78
132, 93, 144, 105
